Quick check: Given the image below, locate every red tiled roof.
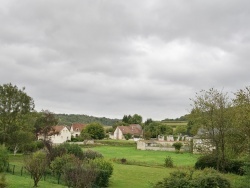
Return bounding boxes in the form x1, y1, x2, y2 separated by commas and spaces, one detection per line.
118, 124, 142, 136
71, 123, 87, 132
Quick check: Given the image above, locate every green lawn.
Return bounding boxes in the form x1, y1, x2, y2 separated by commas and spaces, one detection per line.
5, 174, 67, 188
6, 146, 242, 188
89, 146, 198, 167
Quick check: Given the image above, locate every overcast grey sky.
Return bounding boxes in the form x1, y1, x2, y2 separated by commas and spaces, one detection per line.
0, 0, 249, 121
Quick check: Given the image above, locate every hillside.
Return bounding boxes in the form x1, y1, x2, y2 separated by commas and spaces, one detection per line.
55, 114, 119, 126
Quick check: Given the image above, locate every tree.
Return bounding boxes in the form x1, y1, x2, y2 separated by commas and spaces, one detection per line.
0, 83, 35, 145
122, 114, 142, 124
174, 125, 187, 135
232, 87, 250, 156
24, 151, 48, 187
81, 122, 105, 140
190, 88, 232, 171
34, 110, 58, 140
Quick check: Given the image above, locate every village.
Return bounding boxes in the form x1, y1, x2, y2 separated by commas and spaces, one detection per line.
37, 123, 212, 154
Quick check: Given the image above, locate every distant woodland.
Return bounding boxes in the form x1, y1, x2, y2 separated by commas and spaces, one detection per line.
55, 114, 120, 126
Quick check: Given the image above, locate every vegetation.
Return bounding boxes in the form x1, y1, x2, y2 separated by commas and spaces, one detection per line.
55, 114, 119, 126
172, 142, 183, 152
154, 168, 231, 188
81, 122, 105, 140
0, 83, 35, 148
164, 156, 174, 168
24, 151, 48, 187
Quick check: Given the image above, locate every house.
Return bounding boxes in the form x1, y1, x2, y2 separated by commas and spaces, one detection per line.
38, 125, 71, 144
70, 123, 87, 138
113, 124, 143, 140
192, 128, 215, 154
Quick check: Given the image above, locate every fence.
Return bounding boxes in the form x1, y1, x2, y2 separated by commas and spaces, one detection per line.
4, 163, 63, 185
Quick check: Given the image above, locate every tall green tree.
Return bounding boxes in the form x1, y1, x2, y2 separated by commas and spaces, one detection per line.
81, 122, 105, 140
34, 110, 58, 140
190, 88, 232, 171
232, 87, 250, 156
0, 83, 35, 145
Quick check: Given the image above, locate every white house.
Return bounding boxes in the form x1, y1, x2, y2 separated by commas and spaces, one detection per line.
70, 123, 87, 138
113, 124, 143, 140
38, 125, 71, 144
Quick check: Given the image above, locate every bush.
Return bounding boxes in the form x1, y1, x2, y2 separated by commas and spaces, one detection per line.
195, 155, 245, 175
164, 156, 174, 168
195, 155, 218, 170
191, 168, 231, 188
90, 158, 113, 187
172, 142, 183, 152
0, 146, 8, 172
63, 161, 97, 188
154, 170, 190, 188
224, 159, 245, 175
0, 174, 7, 188
50, 154, 78, 176
82, 149, 103, 160
154, 169, 231, 188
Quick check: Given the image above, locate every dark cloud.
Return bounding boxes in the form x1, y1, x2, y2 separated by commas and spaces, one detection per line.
0, 0, 250, 120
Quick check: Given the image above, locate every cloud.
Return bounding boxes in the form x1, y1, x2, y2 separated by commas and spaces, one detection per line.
0, 0, 250, 120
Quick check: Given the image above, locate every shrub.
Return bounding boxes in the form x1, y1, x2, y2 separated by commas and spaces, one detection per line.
195, 155, 245, 175
82, 149, 103, 160
90, 158, 113, 187
224, 159, 245, 175
172, 142, 183, 152
63, 161, 97, 188
0, 174, 7, 188
0, 146, 8, 172
165, 156, 174, 168
154, 169, 231, 188
154, 170, 190, 188
191, 168, 231, 188
121, 158, 127, 164
50, 154, 78, 176
195, 154, 218, 170
124, 133, 132, 140
24, 151, 48, 187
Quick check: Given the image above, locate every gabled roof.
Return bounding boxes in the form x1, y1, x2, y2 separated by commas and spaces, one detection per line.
71, 123, 87, 132
48, 125, 68, 136
117, 124, 142, 136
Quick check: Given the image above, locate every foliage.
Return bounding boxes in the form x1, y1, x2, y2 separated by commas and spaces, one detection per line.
81, 122, 105, 140
51, 143, 84, 161
0, 146, 8, 172
174, 125, 187, 135
24, 151, 48, 187
50, 154, 78, 176
124, 133, 132, 140
34, 110, 58, 140
0, 83, 35, 146
153, 170, 191, 188
0, 174, 7, 188
82, 149, 103, 160
144, 122, 173, 138
90, 158, 113, 187
172, 142, 183, 151
55, 113, 119, 126
63, 160, 97, 188
164, 156, 174, 168
122, 114, 142, 124
190, 88, 232, 171
195, 154, 245, 175
154, 169, 231, 188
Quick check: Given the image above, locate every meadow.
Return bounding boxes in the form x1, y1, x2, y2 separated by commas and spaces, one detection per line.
6, 143, 243, 188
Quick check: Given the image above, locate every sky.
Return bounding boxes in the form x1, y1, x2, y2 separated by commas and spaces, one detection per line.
0, 0, 250, 121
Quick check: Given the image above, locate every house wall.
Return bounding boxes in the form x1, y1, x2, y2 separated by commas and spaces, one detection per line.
113, 128, 124, 140
48, 127, 71, 144
137, 140, 190, 152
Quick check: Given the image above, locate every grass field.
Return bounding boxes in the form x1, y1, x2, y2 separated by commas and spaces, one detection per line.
6, 145, 243, 188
